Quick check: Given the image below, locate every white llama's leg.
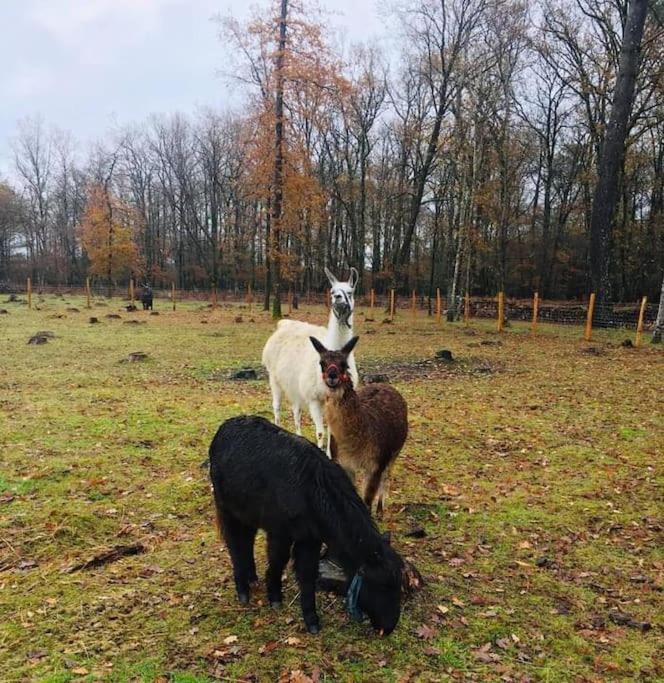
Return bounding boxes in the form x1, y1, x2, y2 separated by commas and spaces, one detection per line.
269, 375, 282, 427
292, 404, 302, 435
326, 429, 332, 458
308, 401, 325, 450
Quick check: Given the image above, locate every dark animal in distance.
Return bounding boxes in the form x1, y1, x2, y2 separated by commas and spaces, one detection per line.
140, 285, 153, 310
208, 415, 403, 635
310, 336, 408, 516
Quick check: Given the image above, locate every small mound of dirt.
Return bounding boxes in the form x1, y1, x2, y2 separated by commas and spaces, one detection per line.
620, 339, 634, 348
123, 320, 146, 325
66, 307, 80, 313
435, 349, 454, 362
28, 334, 49, 345
234, 316, 243, 323
0, 309, 8, 314
150, 311, 159, 316
364, 373, 390, 384
582, 346, 603, 356
231, 368, 258, 380
106, 314, 121, 319
125, 304, 138, 312
89, 317, 100, 324
123, 351, 149, 363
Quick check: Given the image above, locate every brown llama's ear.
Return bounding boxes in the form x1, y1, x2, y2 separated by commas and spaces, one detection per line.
309, 336, 327, 355
341, 336, 359, 356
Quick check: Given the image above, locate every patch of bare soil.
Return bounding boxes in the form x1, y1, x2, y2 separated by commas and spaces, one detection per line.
361, 356, 501, 383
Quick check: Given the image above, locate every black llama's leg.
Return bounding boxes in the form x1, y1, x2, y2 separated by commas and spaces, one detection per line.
220, 509, 257, 605
293, 539, 323, 634
265, 533, 292, 608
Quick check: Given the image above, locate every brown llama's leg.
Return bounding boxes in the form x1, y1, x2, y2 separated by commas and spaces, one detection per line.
363, 467, 384, 512
376, 462, 395, 518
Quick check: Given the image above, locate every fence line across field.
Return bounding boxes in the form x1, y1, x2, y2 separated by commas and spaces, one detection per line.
11, 279, 659, 338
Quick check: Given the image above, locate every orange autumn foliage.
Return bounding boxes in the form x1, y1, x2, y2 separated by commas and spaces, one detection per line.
79, 185, 142, 283
226, 0, 350, 286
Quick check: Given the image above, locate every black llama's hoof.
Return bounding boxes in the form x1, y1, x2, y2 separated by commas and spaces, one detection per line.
270, 600, 282, 609
237, 592, 249, 606
307, 623, 320, 635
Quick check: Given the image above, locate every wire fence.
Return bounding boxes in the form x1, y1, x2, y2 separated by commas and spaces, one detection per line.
2, 279, 659, 337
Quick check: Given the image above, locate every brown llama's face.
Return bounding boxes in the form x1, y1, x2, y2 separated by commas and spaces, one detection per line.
309, 336, 359, 390
318, 350, 351, 389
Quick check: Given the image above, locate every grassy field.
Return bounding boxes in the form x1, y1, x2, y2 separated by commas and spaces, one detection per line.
1, 294, 662, 683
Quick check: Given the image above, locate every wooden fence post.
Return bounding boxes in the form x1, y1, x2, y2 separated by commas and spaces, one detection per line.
390, 289, 395, 322
172, 282, 176, 311
248, 283, 252, 314
464, 291, 470, 325
497, 291, 505, 332
411, 289, 417, 321
635, 296, 647, 347
370, 288, 375, 318
584, 293, 596, 341
27, 277, 32, 310
213, 283, 218, 308
86, 277, 91, 309
288, 289, 293, 316
531, 292, 539, 334
129, 278, 135, 306
436, 288, 441, 324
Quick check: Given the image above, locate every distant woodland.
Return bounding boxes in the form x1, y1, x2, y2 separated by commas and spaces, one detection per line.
1, 0, 662, 314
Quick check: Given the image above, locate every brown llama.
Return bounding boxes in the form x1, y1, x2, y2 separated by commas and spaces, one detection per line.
309, 335, 408, 516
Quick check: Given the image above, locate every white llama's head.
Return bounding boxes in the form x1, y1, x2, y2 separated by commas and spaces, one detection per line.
325, 267, 358, 327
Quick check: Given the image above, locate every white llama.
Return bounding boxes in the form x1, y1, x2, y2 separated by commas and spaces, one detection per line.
261, 267, 359, 450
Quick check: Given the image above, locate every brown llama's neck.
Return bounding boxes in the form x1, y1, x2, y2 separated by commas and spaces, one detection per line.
325, 384, 367, 441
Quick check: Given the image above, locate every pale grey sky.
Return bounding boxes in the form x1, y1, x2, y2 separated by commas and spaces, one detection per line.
0, 0, 386, 174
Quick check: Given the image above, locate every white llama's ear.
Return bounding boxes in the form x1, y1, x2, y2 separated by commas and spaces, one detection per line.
309, 336, 327, 355
348, 267, 359, 290
324, 267, 339, 286
341, 336, 359, 355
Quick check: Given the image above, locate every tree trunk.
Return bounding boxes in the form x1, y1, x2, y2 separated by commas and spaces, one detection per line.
588, 0, 648, 326
652, 272, 664, 343
270, 0, 288, 320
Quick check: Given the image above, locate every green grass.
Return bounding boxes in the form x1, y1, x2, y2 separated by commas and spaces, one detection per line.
0, 294, 662, 682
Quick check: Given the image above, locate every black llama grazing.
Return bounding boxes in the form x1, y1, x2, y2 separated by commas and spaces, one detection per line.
140, 285, 153, 310
209, 415, 403, 635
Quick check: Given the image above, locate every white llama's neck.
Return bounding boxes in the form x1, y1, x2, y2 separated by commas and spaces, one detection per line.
324, 309, 354, 349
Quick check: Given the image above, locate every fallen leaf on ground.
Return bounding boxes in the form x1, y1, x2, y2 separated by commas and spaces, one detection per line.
416, 624, 437, 640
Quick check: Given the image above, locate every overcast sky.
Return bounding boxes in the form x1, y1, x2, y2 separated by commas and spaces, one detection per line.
0, 0, 386, 175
